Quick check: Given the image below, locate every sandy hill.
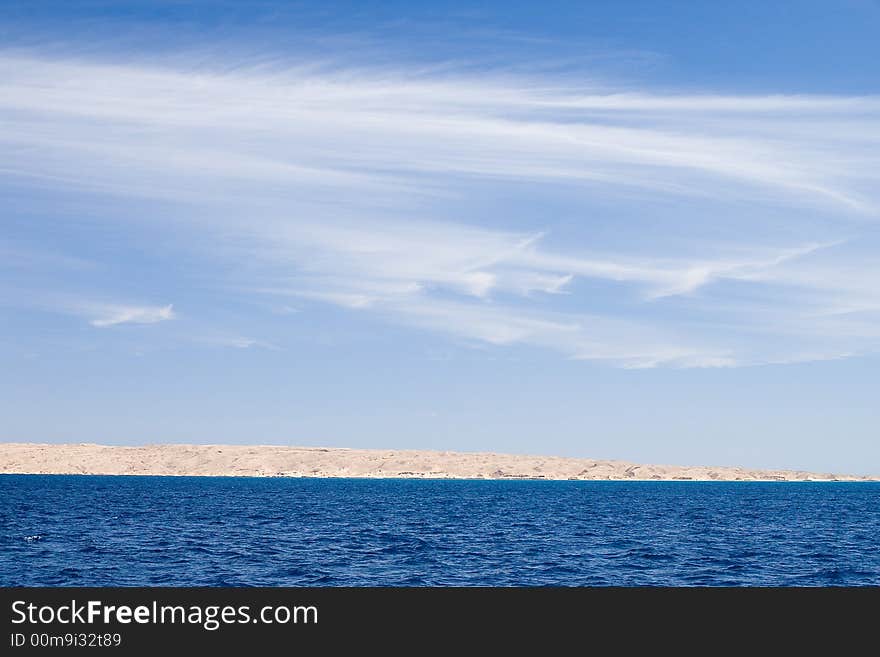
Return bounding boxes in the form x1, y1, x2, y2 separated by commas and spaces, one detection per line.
0, 443, 874, 481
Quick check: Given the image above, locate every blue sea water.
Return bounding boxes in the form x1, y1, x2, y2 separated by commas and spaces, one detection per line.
1, 475, 878, 586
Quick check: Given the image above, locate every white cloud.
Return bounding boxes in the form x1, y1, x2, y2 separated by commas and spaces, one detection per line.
1, 52, 879, 366
89, 304, 175, 328
248, 216, 830, 304
1, 54, 878, 211
370, 295, 738, 369
0, 242, 93, 271
197, 335, 278, 349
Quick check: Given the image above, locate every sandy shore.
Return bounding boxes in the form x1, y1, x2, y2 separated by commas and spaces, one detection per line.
0, 443, 874, 481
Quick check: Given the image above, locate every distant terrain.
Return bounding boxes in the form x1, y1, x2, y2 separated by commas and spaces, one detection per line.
0, 443, 874, 481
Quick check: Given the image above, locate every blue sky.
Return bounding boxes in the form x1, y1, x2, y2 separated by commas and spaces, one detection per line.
2, 1, 879, 473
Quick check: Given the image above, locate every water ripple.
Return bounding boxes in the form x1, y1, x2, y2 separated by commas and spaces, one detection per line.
1, 476, 878, 586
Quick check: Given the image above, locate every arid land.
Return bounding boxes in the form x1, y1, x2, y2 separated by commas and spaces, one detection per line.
0, 443, 874, 481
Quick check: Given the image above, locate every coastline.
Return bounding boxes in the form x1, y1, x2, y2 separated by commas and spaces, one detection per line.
1, 443, 874, 482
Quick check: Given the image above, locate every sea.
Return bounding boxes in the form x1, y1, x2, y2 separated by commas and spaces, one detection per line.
2, 475, 878, 586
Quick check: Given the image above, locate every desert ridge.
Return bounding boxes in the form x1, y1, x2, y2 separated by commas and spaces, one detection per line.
0, 443, 873, 481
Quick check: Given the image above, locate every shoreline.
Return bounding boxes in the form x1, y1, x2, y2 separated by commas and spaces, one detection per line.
1, 443, 875, 482
2, 473, 875, 483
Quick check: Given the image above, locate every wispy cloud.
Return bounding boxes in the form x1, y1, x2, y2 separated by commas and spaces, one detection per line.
1, 51, 878, 366
2, 54, 878, 210
0, 241, 93, 271
197, 335, 278, 350
377, 296, 737, 369
88, 303, 175, 328
244, 217, 834, 302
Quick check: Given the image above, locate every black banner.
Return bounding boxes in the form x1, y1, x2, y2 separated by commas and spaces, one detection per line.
2, 587, 876, 651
